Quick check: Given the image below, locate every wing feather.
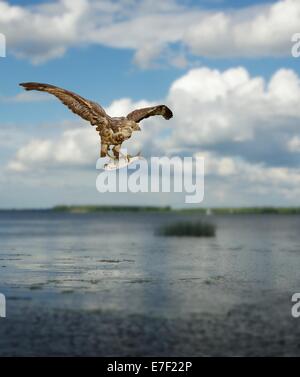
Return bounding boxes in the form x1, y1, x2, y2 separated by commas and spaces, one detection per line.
126, 105, 173, 123
19, 82, 109, 128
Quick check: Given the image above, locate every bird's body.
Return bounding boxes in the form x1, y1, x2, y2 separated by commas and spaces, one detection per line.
19, 82, 173, 161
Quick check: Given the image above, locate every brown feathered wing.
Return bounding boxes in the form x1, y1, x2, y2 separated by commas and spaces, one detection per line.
19, 82, 109, 129
126, 105, 173, 123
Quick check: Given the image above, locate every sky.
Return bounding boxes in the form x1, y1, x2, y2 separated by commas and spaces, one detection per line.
0, 0, 300, 208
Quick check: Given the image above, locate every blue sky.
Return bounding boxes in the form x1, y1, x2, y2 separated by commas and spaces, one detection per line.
0, 0, 300, 208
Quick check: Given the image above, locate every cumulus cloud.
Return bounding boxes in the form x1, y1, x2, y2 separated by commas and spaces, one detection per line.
7, 97, 160, 171
9, 65, 300, 166
0, 0, 299, 66
1, 91, 53, 103
7, 127, 96, 172
7, 64, 300, 204
201, 150, 300, 187
166, 67, 300, 166
184, 0, 300, 58
196, 150, 300, 204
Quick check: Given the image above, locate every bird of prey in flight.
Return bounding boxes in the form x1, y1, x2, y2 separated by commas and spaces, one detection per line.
19, 82, 173, 165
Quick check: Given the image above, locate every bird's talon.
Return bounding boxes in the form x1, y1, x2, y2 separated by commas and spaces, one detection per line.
107, 151, 117, 160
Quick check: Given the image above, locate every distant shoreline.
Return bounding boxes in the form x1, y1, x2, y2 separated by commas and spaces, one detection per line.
1, 205, 300, 215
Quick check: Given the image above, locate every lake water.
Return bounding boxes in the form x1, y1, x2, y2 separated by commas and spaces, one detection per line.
0, 211, 300, 356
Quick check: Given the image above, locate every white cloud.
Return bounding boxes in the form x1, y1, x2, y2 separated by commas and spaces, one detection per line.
0, 0, 299, 66
105, 98, 152, 117
7, 126, 97, 171
287, 136, 300, 153
184, 0, 300, 58
196, 150, 300, 204
1, 91, 53, 103
7, 97, 158, 171
201, 150, 300, 186
9, 66, 300, 167
0, 125, 31, 148
6, 65, 300, 205
166, 67, 300, 151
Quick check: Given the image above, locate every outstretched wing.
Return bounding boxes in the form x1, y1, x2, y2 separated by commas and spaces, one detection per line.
126, 105, 173, 123
19, 82, 109, 128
